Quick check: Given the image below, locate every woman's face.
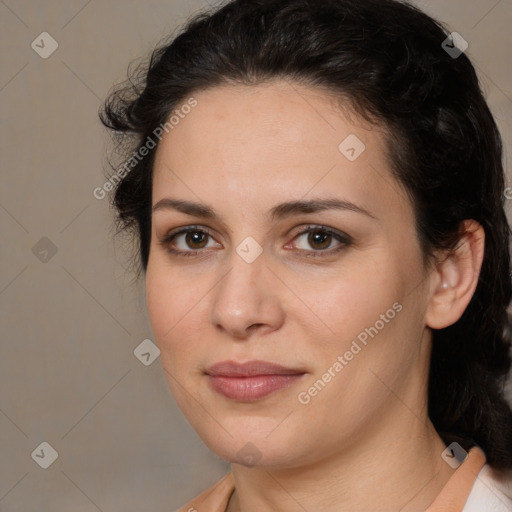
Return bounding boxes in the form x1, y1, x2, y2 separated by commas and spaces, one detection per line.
146, 81, 436, 469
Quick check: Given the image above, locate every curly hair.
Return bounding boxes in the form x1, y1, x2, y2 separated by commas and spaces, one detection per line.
99, 0, 512, 469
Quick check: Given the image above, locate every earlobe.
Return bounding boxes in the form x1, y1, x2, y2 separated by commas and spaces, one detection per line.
425, 220, 485, 330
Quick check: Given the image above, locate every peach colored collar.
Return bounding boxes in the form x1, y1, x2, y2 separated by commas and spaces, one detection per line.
426, 445, 486, 511
177, 446, 486, 512
177, 472, 235, 512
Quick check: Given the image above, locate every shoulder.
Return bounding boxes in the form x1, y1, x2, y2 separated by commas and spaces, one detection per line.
463, 463, 512, 512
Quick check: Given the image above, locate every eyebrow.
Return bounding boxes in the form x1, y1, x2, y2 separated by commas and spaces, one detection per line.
152, 197, 376, 221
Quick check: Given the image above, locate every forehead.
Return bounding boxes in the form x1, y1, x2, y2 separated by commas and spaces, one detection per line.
151, 81, 409, 221
155, 81, 380, 165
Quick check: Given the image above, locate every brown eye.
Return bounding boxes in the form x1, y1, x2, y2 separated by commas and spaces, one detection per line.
184, 230, 209, 249
289, 225, 352, 259
307, 230, 333, 250
160, 226, 220, 257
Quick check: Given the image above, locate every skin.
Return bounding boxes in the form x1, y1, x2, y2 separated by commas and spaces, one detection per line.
145, 80, 485, 511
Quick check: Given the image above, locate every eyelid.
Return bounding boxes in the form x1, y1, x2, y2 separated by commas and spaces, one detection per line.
162, 224, 216, 241
289, 224, 351, 243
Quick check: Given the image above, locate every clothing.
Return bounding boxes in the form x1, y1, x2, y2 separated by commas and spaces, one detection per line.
176, 446, 512, 511
462, 462, 512, 512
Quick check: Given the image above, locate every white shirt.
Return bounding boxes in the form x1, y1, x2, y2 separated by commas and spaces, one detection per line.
463, 464, 512, 511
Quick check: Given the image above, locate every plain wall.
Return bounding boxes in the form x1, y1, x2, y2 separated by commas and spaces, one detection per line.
1, 0, 511, 510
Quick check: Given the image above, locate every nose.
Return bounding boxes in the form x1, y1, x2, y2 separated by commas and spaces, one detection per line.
210, 251, 285, 340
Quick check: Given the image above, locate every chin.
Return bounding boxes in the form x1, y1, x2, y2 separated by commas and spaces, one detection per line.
196, 423, 306, 469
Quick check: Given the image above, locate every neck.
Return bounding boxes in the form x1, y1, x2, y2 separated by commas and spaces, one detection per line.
227, 406, 455, 512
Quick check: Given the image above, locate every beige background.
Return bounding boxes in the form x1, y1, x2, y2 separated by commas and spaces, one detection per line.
1, 0, 511, 510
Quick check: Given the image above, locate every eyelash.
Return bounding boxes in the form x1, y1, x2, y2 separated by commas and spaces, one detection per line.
160, 224, 352, 260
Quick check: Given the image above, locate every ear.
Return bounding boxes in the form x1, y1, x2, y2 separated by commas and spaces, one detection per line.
425, 220, 485, 330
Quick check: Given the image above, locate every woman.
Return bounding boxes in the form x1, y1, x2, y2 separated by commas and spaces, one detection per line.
100, 0, 512, 510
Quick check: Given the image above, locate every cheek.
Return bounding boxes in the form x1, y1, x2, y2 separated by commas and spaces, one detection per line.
145, 262, 193, 351
300, 254, 421, 405
145, 259, 214, 375
309, 261, 401, 346
145, 269, 173, 339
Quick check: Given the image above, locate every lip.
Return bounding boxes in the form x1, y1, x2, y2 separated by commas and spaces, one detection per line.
205, 360, 306, 401
206, 360, 305, 377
